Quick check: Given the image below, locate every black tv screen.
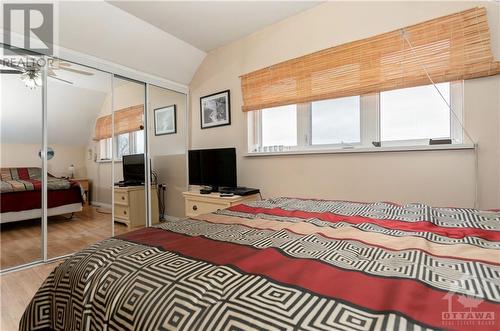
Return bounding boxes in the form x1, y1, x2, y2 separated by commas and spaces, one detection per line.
188, 148, 236, 189
123, 154, 145, 183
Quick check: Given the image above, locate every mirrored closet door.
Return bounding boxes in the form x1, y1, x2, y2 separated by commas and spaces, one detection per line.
0, 44, 187, 272
112, 76, 147, 234
0, 46, 43, 269
46, 60, 113, 259
147, 85, 188, 223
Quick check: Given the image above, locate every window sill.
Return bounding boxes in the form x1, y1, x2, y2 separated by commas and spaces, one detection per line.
245, 143, 475, 157
96, 159, 123, 163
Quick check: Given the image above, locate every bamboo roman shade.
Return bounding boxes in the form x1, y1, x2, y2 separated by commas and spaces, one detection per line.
93, 105, 144, 141
240, 7, 500, 112
94, 115, 112, 141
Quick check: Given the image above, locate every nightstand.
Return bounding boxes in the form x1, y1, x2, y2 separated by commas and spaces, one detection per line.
183, 191, 260, 217
73, 178, 90, 206
114, 185, 159, 230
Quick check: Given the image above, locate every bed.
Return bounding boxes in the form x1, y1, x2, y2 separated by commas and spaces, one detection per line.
1, 167, 83, 223
20, 197, 500, 330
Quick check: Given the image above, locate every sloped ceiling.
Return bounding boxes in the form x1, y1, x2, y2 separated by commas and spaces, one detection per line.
1, 74, 107, 146
56, 1, 206, 85
108, 1, 321, 52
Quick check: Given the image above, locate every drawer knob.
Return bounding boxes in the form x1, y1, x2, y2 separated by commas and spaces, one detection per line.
192, 205, 198, 211
123, 210, 127, 215
121, 196, 125, 200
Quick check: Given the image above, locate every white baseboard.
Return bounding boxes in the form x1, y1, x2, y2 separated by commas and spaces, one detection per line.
91, 201, 112, 210
162, 215, 181, 222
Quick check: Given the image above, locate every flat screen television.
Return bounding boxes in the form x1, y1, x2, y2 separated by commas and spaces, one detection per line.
123, 154, 145, 184
188, 148, 236, 191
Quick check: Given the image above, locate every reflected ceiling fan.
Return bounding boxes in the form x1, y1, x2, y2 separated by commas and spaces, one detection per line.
1, 48, 94, 89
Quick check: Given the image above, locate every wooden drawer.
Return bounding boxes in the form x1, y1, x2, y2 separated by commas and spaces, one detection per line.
185, 199, 228, 217
114, 204, 130, 220
115, 191, 129, 206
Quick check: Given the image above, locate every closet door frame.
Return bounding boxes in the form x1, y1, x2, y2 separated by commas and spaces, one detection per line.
41, 58, 48, 262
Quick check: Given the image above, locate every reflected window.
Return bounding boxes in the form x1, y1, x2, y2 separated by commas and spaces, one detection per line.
110, 131, 144, 160
134, 130, 144, 154
99, 138, 112, 160
116, 133, 130, 159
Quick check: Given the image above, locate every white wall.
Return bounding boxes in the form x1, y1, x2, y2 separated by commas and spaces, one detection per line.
1, 143, 86, 178
189, 1, 500, 209
152, 154, 187, 218
149, 86, 187, 156
148, 86, 188, 218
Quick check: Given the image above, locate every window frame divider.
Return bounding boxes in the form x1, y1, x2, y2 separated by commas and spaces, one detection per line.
250, 81, 464, 154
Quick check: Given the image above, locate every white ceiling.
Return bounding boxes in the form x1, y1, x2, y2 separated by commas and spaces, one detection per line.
109, 1, 321, 52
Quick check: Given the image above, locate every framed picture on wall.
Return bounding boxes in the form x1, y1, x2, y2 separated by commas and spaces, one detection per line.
154, 105, 177, 135
200, 90, 231, 129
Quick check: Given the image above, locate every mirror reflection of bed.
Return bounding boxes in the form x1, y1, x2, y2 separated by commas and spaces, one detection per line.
0, 60, 188, 271
0, 60, 122, 270
0, 172, 125, 267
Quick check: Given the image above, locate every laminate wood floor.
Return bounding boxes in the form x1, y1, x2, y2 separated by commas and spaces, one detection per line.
0, 206, 131, 330
0, 261, 59, 331
0, 206, 128, 270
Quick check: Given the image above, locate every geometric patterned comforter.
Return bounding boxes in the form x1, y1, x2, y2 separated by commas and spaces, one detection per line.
20, 197, 500, 330
0, 167, 76, 193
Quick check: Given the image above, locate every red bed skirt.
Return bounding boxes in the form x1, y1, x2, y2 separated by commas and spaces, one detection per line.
0, 186, 82, 213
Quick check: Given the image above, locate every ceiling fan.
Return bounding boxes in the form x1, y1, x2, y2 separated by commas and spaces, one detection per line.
0, 47, 94, 89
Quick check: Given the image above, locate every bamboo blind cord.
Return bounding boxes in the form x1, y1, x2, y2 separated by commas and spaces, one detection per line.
401, 29, 475, 145
402, 6, 490, 210
402, 28, 479, 210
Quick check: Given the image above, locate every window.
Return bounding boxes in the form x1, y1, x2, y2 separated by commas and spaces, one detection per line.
116, 133, 130, 159
99, 138, 112, 160
134, 130, 144, 154
116, 130, 145, 159
98, 130, 145, 161
380, 83, 451, 142
248, 81, 464, 154
311, 96, 360, 145
261, 105, 297, 147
